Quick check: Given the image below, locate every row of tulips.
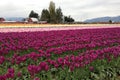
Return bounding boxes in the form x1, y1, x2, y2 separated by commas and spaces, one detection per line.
0, 28, 120, 79
27, 45, 120, 76
0, 40, 120, 66
0, 28, 120, 55
1, 44, 120, 80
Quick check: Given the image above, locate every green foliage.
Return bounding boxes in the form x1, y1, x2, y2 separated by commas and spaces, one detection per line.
109, 20, 112, 24
40, 1, 64, 24
29, 10, 39, 18
56, 7, 63, 23
89, 57, 120, 80
31, 1, 75, 24
1, 50, 120, 80
64, 15, 74, 23
40, 9, 50, 22
49, 1, 56, 23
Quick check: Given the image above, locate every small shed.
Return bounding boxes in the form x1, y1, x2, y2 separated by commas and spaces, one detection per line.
0, 18, 5, 22
27, 18, 38, 23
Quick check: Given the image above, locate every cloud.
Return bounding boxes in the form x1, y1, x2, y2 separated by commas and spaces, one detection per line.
0, 0, 120, 21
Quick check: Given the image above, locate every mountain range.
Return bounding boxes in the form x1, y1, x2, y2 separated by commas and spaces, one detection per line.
5, 17, 25, 21
84, 16, 120, 23
4, 16, 120, 23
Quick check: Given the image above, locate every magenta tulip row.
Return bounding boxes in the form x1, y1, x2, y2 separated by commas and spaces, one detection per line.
0, 28, 120, 79
0, 28, 120, 56
0, 45, 120, 79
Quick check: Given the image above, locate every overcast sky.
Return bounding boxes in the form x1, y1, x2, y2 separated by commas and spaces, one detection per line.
0, 0, 120, 21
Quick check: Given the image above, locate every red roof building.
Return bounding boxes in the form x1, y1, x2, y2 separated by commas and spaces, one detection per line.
25, 18, 38, 23
0, 18, 5, 22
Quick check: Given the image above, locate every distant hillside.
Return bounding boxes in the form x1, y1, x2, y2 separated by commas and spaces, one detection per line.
84, 16, 120, 23
5, 17, 25, 21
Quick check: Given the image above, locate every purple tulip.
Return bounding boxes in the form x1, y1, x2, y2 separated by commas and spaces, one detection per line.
0, 75, 6, 80
34, 77, 40, 80
70, 66, 75, 71
8, 68, 14, 74
89, 66, 94, 72
0, 56, 5, 64
17, 72, 22, 77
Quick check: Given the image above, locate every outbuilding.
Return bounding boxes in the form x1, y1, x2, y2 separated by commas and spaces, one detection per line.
0, 18, 5, 22
26, 18, 38, 23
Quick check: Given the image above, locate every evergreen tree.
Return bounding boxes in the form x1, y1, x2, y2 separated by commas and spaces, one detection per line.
29, 10, 39, 18
28, 1, 75, 24
109, 20, 112, 23
40, 9, 50, 22
49, 1, 56, 23
56, 7, 63, 23
64, 16, 74, 23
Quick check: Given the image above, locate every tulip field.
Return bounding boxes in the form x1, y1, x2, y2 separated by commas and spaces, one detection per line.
0, 27, 120, 80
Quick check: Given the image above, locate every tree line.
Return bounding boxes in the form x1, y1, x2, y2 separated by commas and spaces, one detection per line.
29, 1, 74, 24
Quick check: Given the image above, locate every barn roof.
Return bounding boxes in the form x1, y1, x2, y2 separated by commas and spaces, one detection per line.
30, 18, 38, 22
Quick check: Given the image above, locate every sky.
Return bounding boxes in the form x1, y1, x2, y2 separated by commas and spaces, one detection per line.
0, 0, 120, 21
